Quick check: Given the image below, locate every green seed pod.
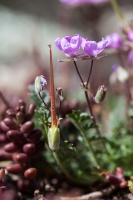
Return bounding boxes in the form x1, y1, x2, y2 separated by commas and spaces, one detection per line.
48, 126, 60, 151
94, 85, 107, 104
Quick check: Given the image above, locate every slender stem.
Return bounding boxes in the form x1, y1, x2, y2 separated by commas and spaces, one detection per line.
84, 91, 101, 137
110, 0, 125, 23
58, 100, 62, 119
73, 61, 101, 137
86, 60, 94, 87
73, 61, 85, 85
80, 129, 101, 169
38, 92, 51, 113
53, 151, 89, 185
53, 152, 74, 181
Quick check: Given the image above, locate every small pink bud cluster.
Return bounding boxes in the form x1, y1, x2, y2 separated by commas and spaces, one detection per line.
105, 167, 127, 188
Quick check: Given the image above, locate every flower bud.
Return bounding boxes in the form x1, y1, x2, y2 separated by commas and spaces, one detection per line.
24, 168, 37, 180
16, 111, 25, 124
20, 121, 34, 134
56, 87, 64, 101
6, 108, 16, 117
48, 126, 60, 151
0, 121, 10, 132
7, 130, 24, 142
26, 129, 42, 143
23, 143, 36, 155
94, 85, 107, 104
13, 153, 29, 163
4, 142, 19, 153
6, 164, 24, 174
4, 118, 18, 129
35, 75, 47, 93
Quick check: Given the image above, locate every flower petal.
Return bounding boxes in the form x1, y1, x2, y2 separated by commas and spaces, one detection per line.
54, 37, 63, 51
97, 38, 108, 50
70, 34, 82, 54
60, 37, 73, 55
84, 41, 98, 56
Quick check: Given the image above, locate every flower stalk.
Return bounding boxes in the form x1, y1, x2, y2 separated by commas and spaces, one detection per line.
73, 61, 101, 137
110, 0, 125, 24
38, 92, 51, 113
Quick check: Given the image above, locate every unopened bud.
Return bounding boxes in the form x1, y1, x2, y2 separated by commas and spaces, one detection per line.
35, 75, 47, 93
80, 82, 87, 88
0, 169, 5, 180
48, 126, 60, 151
56, 87, 64, 101
94, 85, 107, 104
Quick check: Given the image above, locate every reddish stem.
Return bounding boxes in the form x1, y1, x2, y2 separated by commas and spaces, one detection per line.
49, 45, 57, 127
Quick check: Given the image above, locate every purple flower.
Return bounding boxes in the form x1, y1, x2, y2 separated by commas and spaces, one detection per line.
128, 30, 133, 42
59, 0, 109, 6
54, 34, 82, 57
128, 50, 133, 65
105, 33, 122, 49
86, 0, 109, 4
59, 0, 86, 6
81, 38, 108, 57
35, 75, 47, 93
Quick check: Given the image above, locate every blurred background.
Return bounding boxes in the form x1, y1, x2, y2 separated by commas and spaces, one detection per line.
0, 0, 133, 99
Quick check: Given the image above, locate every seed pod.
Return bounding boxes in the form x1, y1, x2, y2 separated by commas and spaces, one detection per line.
48, 126, 60, 151
18, 99, 25, 107
25, 104, 35, 120
7, 130, 24, 142
0, 148, 12, 160
20, 121, 34, 134
4, 142, 19, 153
0, 121, 10, 132
23, 143, 36, 155
16, 111, 25, 124
4, 118, 18, 129
26, 129, 42, 143
0, 133, 7, 143
6, 108, 16, 117
20, 106, 25, 113
6, 164, 24, 174
24, 168, 37, 180
94, 85, 107, 104
13, 153, 29, 163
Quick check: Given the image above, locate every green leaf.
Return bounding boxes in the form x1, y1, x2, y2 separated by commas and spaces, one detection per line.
67, 110, 95, 134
